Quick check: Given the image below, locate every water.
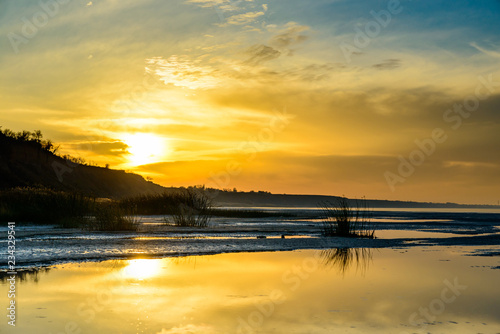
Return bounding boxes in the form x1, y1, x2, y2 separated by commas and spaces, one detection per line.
1, 247, 499, 333
1, 208, 499, 269
1, 208, 499, 333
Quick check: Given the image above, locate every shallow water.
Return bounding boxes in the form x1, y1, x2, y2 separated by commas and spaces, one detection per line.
375, 230, 478, 239
1, 247, 500, 334
2, 208, 500, 269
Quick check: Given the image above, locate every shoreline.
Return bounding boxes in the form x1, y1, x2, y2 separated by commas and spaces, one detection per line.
2, 213, 499, 270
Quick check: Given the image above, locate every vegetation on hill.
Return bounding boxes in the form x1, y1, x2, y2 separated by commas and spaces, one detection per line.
0, 127, 59, 153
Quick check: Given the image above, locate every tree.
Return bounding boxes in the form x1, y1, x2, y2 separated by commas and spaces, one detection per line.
32, 130, 43, 143
16, 130, 31, 141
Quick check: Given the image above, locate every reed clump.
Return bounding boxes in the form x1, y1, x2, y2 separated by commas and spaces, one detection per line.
120, 188, 213, 227
0, 187, 140, 231
320, 197, 375, 238
86, 203, 140, 231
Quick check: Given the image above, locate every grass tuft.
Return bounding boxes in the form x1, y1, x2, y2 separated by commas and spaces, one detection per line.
167, 189, 213, 227
320, 197, 375, 238
120, 188, 214, 227
85, 203, 140, 231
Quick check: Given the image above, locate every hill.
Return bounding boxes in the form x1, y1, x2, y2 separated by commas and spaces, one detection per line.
213, 190, 498, 209
0, 129, 166, 199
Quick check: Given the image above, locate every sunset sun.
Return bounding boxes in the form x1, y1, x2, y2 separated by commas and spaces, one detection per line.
122, 259, 162, 280
124, 133, 167, 166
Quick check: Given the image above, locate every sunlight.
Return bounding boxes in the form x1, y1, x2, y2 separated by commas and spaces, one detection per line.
124, 133, 167, 166
122, 259, 162, 280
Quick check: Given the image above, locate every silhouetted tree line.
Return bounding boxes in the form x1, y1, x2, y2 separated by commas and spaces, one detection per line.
0, 127, 101, 167
0, 126, 59, 153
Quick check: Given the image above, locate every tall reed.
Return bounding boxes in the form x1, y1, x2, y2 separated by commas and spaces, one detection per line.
320, 197, 374, 238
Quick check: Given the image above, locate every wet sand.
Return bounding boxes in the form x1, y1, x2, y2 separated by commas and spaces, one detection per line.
2, 208, 499, 269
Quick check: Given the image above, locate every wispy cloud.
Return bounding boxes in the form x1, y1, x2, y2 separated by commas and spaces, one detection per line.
269, 23, 310, 48
187, 0, 241, 9
470, 42, 500, 58
147, 56, 221, 90
224, 10, 265, 26
157, 324, 217, 334
186, 0, 226, 8
372, 59, 401, 70
244, 44, 281, 66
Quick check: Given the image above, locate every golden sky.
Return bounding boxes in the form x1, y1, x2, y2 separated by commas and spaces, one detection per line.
1, 0, 499, 204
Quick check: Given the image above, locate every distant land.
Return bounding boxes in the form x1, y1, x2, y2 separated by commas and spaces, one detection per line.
1, 128, 499, 209
213, 191, 499, 209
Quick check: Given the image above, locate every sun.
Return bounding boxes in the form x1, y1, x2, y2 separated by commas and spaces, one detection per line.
122, 259, 162, 280
124, 133, 166, 166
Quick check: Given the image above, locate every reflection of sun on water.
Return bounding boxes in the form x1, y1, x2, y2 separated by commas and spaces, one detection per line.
124, 133, 166, 166
122, 259, 162, 280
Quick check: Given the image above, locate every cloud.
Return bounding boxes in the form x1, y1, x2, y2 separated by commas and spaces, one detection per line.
372, 59, 401, 70
186, 0, 227, 8
244, 44, 281, 66
224, 10, 265, 25
186, 0, 258, 11
157, 324, 217, 334
187, 0, 267, 28
470, 42, 500, 58
84, 141, 129, 157
269, 23, 310, 49
283, 63, 341, 82
147, 56, 220, 90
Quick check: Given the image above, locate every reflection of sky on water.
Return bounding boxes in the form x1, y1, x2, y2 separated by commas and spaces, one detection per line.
1, 247, 500, 333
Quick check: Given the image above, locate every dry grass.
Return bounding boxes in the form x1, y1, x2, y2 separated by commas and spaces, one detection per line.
86, 204, 140, 231
321, 197, 375, 238
167, 188, 213, 227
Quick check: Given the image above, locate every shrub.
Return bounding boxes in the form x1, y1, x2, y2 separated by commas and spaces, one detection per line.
320, 197, 374, 238
85, 203, 140, 231
169, 188, 213, 227
0, 187, 140, 231
120, 188, 214, 227
0, 187, 94, 227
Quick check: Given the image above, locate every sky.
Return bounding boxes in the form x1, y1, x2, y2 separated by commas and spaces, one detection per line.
1, 0, 499, 204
